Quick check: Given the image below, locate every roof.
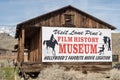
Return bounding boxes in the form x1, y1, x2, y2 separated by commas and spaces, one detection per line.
15, 5, 116, 38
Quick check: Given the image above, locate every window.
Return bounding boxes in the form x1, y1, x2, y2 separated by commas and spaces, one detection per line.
64, 14, 74, 24
113, 55, 119, 62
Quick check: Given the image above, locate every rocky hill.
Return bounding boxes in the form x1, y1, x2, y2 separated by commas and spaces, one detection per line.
0, 25, 16, 37
112, 33, 120, 55
0, 33, 17, 50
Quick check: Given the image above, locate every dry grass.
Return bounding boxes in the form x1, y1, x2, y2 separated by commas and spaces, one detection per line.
0, 67, 15, 80
110, 69, 120, 80
86, 72, 110, 80
38, 65, 83, 80
34, 65, 120, 80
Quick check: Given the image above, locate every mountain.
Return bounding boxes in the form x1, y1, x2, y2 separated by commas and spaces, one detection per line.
112, 33, 120, 55
0, 33, 17, 50
0, 25, 16, 37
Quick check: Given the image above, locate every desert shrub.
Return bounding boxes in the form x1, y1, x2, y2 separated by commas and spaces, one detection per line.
64, 69, 85, 80
110, 69, 120, 80
36, 65, 120, 80
0, 67, 15, 80
86, 72, 110, 80
38, 65, 83, 80
113, 63, 120, 69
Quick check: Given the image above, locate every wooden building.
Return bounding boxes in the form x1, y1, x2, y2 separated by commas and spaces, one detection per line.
15, 5, 116, 78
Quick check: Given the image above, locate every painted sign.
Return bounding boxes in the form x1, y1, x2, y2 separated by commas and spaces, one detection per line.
42, 27, 112, 62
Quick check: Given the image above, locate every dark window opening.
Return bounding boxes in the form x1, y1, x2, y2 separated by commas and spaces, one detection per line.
113, 55, 119, 62
64, 14, 74, 25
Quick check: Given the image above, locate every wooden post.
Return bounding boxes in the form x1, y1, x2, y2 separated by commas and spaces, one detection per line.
19, 28, 25, 63
39, 28, 42, 63
17, 37, 20, 62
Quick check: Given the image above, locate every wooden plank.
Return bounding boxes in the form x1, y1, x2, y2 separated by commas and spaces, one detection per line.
20, 64, 41, 72
17, 37, 20, 62
36, 29, 40, 62
39, 28, 42, 63
21, 29, 25, 62
18, 29, 25, 63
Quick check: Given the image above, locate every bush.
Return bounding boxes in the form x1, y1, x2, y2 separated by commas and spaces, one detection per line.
38, 65, 83, 80
113, 63, 120, 69
0, 67, 15, 80
110, 69, 120, 80
27, 65, 120, 80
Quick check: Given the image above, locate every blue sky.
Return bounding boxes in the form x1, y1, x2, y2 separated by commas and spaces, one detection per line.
0, 0, 120, 30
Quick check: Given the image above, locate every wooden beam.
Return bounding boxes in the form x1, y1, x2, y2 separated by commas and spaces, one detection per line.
17, 37, 20, 62
39, 28, 42, 63
22, 28, 25, 62
20, 63, 41, 72
19, 28, 25, 62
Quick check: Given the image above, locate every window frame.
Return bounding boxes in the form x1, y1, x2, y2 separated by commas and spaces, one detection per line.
64, 14, 74, 25
112, 55, 119, 62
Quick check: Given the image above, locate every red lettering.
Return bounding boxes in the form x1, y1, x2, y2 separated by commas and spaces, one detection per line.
59, 44, 66, 53
78, 44, 83, 54
57, 36, 73, 42
67, 44, 72, 54
84, 44, 89, 54
90, 44, 97, 54
58, 44, 97, 54
73, 44, 78, 54
58, 36, 61, 42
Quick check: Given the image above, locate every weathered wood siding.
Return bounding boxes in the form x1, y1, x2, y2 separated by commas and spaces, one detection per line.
17, 29, 25, 62
28, 30, 40, 62
33, 9, 109, 29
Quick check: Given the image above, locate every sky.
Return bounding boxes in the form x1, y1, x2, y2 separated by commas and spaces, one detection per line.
0, 0, 120, 30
